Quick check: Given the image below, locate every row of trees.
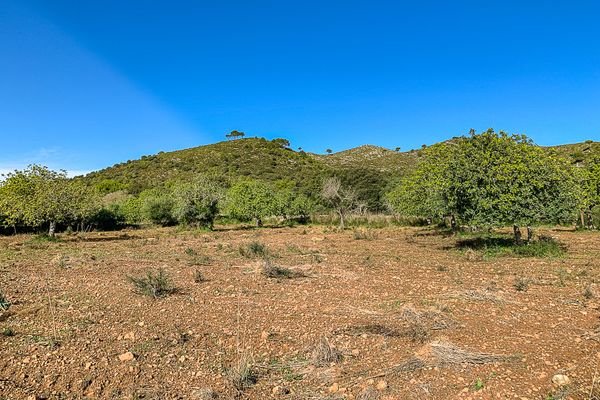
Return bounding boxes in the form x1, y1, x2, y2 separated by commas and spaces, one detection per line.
386, 129, 600, 241
0, 168, 319, 235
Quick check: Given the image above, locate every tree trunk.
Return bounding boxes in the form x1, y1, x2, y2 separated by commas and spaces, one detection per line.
256, 218, 263, 227
526, 226, 533, 243
513, 225, 522, 244
450, 215, 457, 231
338, 210, 345, 230
49, 221, 56, 237
580, 210, 586, 228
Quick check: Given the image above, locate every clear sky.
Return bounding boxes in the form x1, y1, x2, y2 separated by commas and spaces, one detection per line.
1, 0, 599, 175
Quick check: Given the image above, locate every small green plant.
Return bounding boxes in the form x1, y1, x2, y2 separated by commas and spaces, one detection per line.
0, 289, 10, 312
2, 327, 15, 337
513, 277, 529, 292
239, 241, 268, 258
128, 268, 175, 298
473, 378, 484, 391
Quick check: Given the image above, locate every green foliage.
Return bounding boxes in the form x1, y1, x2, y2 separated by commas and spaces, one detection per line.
128, 268, 175, 298
0, 165, 100, 235
139, 188, 176, 226
172, 176, 223, 229
0, 288, 10, 311
225, 179, 276, 226
239, 241, 269, 258
387, 130, 579, 232
273, 180, 315, 222
457, 233, 565, 258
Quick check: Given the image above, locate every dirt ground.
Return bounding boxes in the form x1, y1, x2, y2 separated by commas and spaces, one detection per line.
0, 226, 599, 399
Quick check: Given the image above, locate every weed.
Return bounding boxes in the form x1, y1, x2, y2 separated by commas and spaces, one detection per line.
353, 227, 376, 240
128, 268, 176, 298
239, 241, 268, 258
311, 336, 343, 367
0, 289, 10, 312
584, 284, 595, 300
436, 265, 449, 272
2, 327, 15, 337
262, 259, 305, 279
513, 277, 529, 292
194, 270, 206, 283
227, 353, 257, 391
473, 378, 485, 391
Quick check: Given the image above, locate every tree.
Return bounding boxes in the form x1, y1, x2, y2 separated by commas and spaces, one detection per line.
226, 130, 245, 140
576, 155, 600, 228
387, 130, 578, 242
0, 165, 97, 236
225, 179, 276, 226
172, 176, 223, 229
139, 188, 176, 226
321, 177, 358, 229
325, 149, 333, 155
273, 180, 315, 223
271, 138, 290, 148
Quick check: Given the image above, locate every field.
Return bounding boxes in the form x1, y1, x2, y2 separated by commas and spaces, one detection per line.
0, 226, 599, 399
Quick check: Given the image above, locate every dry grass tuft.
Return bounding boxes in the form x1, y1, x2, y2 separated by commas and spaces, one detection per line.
356, 386, 380, 400
311, 336, 343, 367
227, 353, 257, 391
457, 289, 509, 304
262, 258, 306, 279
127, 268, 176, 298
423, 340, 515, 367
398, 305, 455, 342
194, 387, 218, 399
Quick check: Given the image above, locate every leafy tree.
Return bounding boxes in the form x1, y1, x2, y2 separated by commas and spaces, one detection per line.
576, 155, 600, 228
273, 181, 315, 223
139, 188, 176, 226
387, 130, 578, 241
172, 176, 223, 229
321, 177, 358, 229
226, 130, 245, 140
0, 165, 97, 236
271, 138, 291, 149
225, 179, 275, 226
326, 149, 333, 155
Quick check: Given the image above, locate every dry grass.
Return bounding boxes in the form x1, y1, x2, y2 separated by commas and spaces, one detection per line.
127, 268, 176, 298
311, 337, 343, 367
262, 258, 306, 279
227, 353, 257, 391
356, 387, 380, 400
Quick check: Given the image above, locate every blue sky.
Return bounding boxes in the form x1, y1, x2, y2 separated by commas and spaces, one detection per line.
1, 0, 599, 175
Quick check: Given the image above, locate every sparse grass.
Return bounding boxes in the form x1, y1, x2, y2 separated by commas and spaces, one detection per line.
311, 336, 343, 367
513, 277, 530, 292
262, 258, 306, 279
357, 387, 380, 400
353, 227, 377, 240
239, 241, 268, 258
457, 233, 565, 259
0, 288, 10, 312
227, 353, 257, 391
128, 268, 176, 298
584, 284, 595, 300
2, 327, 15, 337
194, 269, 206, 283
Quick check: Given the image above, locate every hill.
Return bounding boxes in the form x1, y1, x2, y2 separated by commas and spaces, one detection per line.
84, 137, 600, 211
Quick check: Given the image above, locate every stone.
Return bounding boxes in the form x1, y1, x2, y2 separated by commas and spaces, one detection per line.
118, 351, 135, 362
328, 383, 339, 393
551, 374, 571, 386
376, 380, 388, 390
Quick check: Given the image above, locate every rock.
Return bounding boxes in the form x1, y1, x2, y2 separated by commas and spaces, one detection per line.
376, 380, 388, 390
328, 383, 339, 393
118, 351, 135, 362
124, 331, 135, 340
552, 374, 571, 386
272, 386, 290, 395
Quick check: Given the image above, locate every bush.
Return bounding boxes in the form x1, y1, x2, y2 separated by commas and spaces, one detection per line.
172, 177, 222, 229
261, 258, 305, 279
128, 268, 175, 298
0, 288, 10, 312
239, 241, 268, 258
140, 189, 176, 226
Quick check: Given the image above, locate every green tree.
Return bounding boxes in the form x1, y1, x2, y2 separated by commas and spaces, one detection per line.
387, 130, 578, 241
226, 130, 245, 140
225, 179, 275, 226
0, 165, 97, 236
172, 176, 223, 229
273, 180, 315, 223
139, 188, 176, 226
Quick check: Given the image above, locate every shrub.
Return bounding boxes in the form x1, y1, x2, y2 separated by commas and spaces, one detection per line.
139, 189, 176, 226
311, 336, 343, 367
227, 353, 257, 391
261, 258, 306, 279
128, 268, 175, 298
0, 288, 10, 312
239, 241, 268, 258
194, 270, 205, 283
513, 277, 529, 292
172, 177, 222, 229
